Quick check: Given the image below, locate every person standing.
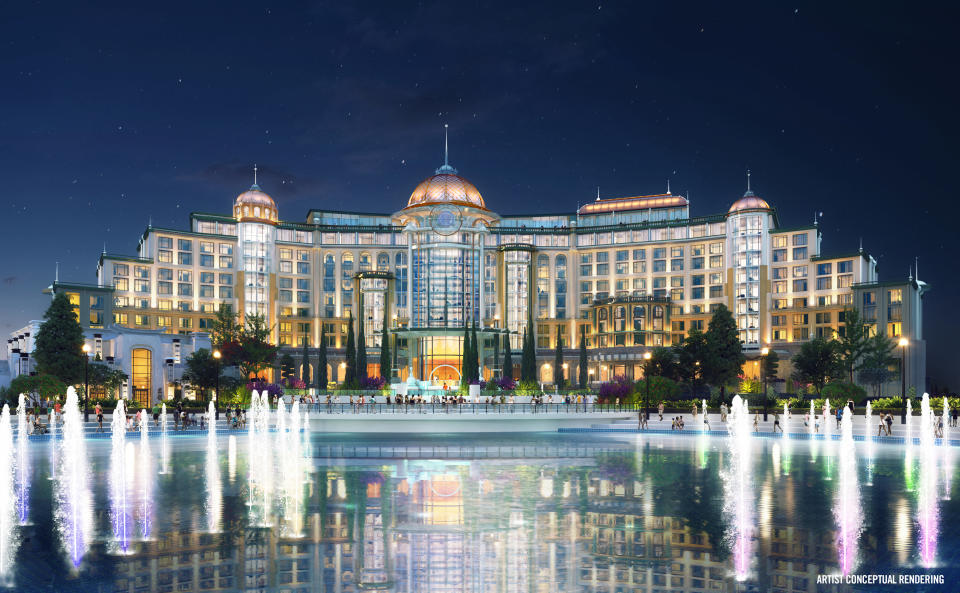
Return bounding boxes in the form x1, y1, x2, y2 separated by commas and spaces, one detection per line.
773, 413, 782, 433
884, 413, 893, 436
95, 403, 103, 432
658, 402, 665, 421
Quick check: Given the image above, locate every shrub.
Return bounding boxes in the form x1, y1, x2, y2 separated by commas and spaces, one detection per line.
598, 376, 632, 403
359, 376, 386, 390
515, 380, 541, 395
632, 376, 679, 405
494, 376, 516, 391
246, 380, 283, 398
822, 381, 867, 404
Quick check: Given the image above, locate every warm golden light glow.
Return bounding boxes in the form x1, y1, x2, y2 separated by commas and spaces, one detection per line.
213, 350, 221, 359
643, 352, 652, 360
761, 347, 769, 356
899, 338, 909, 347
82, 344, 91, 353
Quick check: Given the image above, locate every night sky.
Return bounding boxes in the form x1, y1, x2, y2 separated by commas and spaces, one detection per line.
2, 2, 956, 387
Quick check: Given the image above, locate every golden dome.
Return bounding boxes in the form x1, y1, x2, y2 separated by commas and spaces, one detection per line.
728, 191, 771, 214
234, 184, 278, 223
407, 168, 485, 210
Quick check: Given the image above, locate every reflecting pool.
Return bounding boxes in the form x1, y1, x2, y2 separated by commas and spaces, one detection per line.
3, 427, 959, 592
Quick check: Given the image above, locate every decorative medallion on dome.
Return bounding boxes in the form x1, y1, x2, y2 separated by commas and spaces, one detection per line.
430, 204, 463, 235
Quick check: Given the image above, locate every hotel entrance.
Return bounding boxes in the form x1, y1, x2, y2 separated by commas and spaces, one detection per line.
132, 347, 152, 407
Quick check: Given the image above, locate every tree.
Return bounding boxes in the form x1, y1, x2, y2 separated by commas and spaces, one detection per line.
237, 313, 277, 380
645, 347, 680, 381
379, 300, 391, 381
554, 326, 565, 389
836, 307, 870, 383
317, 323, 328, 390
279, 353, 296, 384
858, 332, 898, 397
791, 337, 840, 396
33, 292, 85, 385
460, 324, 472, 391
87, 363, 128, 399
344, 312, 357, 386
762, 348, 780, 388
578, 326, 588, 389
356, 313, 368, 384
704, 305, 745, 403
503, 334, 514, 379
520, 316, 537, 383
676, 328, 708, 397
6, 373, 67, 404
210, 305, 242, 351
471, 320, 480, 382
181, 348, 220, 403
300, 338, 311, 384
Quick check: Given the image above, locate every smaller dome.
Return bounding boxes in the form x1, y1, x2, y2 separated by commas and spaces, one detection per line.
728, 190, 771, 214
234, 184, 278, 223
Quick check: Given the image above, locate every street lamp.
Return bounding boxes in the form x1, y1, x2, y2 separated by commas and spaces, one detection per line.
82, 343, 91, 422
761, 347, 769, 421
213, 350, 221, 416
643, 351, 653, 421
899, 337, 909, 424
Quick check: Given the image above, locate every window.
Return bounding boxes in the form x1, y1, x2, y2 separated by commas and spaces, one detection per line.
888, 289, 902, 304
134, 279, 150, 293
219, 287, 233, 299
772, 235, 787, 248
709, 286, 723, 298
772, 267, 787, 280
158, 251, 172, 263
773, 329, 787, 341
279, 290, 292, 302
792, 233, 808, 246
632, 248, 645, 260
691, 287, 704, 299
200, 254, 214, 267
200, 272, 214, 284
135, 314, 150, 327
199, 285, 214, 298
670, 246, 683, 257
113, 264, 129, 276
158, 281, 172, 295
596, 252, 609, 262
200, 241, 214, 253
773, 280, 787, 294
178, 283, 192, 296
709, 255, 723, 268
177, 239, 192, 251
709, 242, 723, 254
652, 260, 666, 273
219, 256, 233, 269
817, 263, 832, 275
297, 291, 310, 303
771, 315, 786, 326
691, 257, 704, 269
816, 277, 832, 290
772, 249, 787, 262
793, 314, 808, 325
792, 247, 808, 260
652, 248, 666, 259
837, 260, 853, 274
670, 258, 683, 271
616, 250, 629, 262
596, 263, 609, 275
158, 237, 173, 249
178, 252, 192, 265
792, 279, 808, 292
219, 243, 233, 255
297, 262, 310, 275
178, 270, 192, 282
816, 312, 832, 324
792, 266, 807, 278
114, 278, 129, 291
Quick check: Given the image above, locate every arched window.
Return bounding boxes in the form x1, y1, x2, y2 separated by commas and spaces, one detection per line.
377, 253, 389, 271
555, 255, 567, 319
652, 305, 664, 331
599, 308, 608, 320
359, 252, 372, 272
254, 206, 260, 218
537, 254, 550, 318
614, 306, 626, 332
633, 306, 645, 331
243, 206, 249, 216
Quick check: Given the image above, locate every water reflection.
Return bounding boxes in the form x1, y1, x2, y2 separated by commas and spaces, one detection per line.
10, 427, 960, 591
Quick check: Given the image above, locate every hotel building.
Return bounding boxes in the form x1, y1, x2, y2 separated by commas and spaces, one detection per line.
7, 151, 926, 404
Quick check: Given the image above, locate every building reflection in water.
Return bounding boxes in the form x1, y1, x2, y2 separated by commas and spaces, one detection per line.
73, 436, 951, 593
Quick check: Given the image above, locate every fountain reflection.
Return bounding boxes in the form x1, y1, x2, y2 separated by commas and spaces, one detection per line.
834, 407, 862, 575
110, 400, 131, 553
0, 405, 17, 581
55, 387, 92, 568
917, 393, 939, 567
723, 395, 753, 581
16, 394, 30, 525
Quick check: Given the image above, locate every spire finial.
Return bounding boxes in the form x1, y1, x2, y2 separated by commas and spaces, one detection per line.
444, 124, 449, 167
596, 186, 600, 201
858, 237, 863, 253
915, 256, 919, 281
746, 169, 751, 192
55, 262, 59, 283
909, 265, 913, 282
253, 163, 258, 186
103, 242, 106, 255
666, 179, 671, 195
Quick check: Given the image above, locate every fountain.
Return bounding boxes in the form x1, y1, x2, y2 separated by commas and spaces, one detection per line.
834, 407, 862, 575
138, 409, 153, 540
16, 394, 30, 525
917, 393, 939, 567
228, 435, 237, 482
943, 397, 952, 500
48, 404, 57, 481
906, 399, 913, 444
724, 395, 753, 581
248, 391, 274, 526
780, 402, 792, 475
701, 398, 709, 432
808, 400, 816, 436
864, 401, 875, 485
110, 400, 130, 552
159, 403, 170, 475
205, 401, 221, 533
0, 405, 18, 580
55, 387, 92, 568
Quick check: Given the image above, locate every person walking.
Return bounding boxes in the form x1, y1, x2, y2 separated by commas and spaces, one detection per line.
835, 406, 842, 429
773, 413, 782, 433
952, 406, 958, 428
95, 403, 103, 432
753, 411, 760, 432
658, 402, 664, 421
638, 409, 647, 430
884, 413, 893, 436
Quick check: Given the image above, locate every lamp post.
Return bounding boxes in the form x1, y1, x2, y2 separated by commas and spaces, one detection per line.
643, 351, 652, 420
761, 347, 769, 421
899, 337, 908, 424
213, 349, 221, 415
82, 343, 91, 422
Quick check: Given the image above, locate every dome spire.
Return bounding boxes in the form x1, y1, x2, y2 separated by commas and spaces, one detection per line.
251, 163, 261, 190
436, 124, 457, 174
744, 169, 754, 196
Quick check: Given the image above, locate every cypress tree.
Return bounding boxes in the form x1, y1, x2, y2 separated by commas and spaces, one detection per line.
461, 324, 471, 390
345, 312, 357, 386
578, 325, 588, 389
317, 323, 328, 391
471, 319, 480, 382
300, 338, 310, 384
520, 317, 537, 383
357, 313, 368, 384
34, 292, 85, 385
502, 334, 513, 380
379, 299, 391, 381
554, 325, 564, 389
